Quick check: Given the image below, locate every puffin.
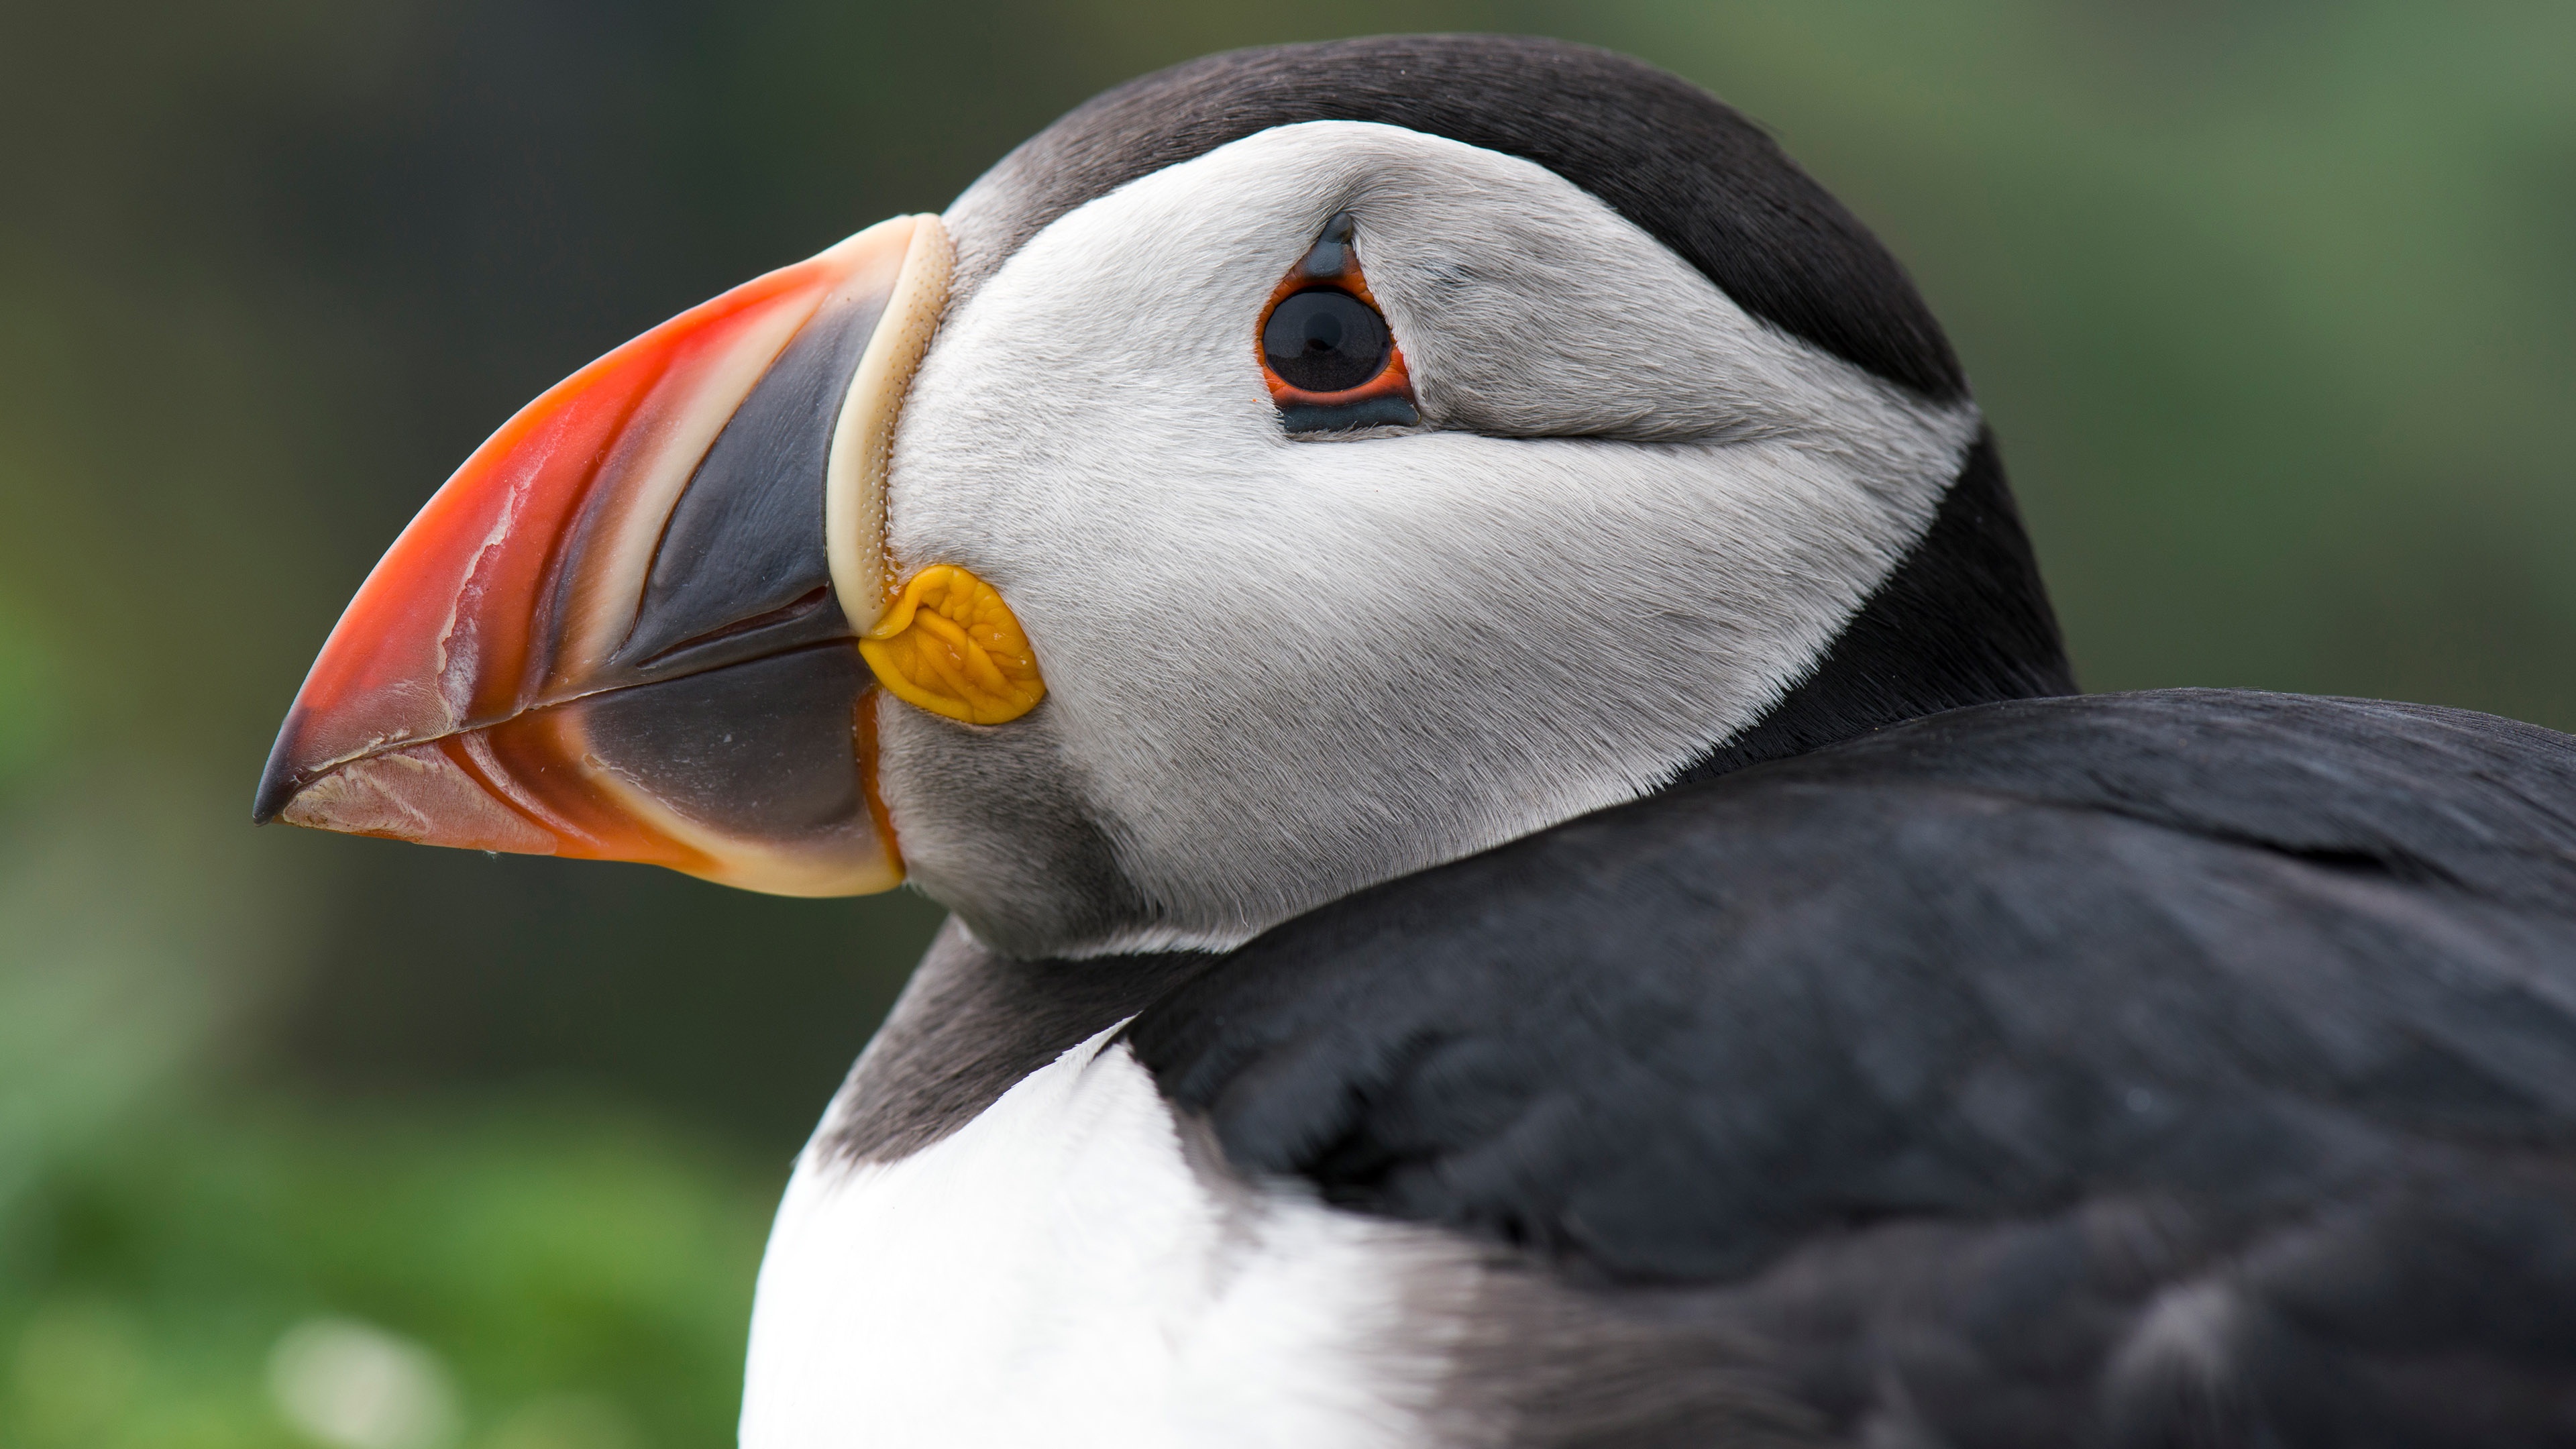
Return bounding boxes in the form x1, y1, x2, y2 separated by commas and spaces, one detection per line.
256, 36, 2576, 1448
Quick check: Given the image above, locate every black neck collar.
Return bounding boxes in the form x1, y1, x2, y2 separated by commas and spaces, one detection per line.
1668, 429, 2074, 790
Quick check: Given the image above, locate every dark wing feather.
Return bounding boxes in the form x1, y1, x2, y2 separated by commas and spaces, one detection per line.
1125, 690, 2576, 1446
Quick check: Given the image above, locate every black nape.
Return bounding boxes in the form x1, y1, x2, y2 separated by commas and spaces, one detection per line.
1668, 431, 2074, 788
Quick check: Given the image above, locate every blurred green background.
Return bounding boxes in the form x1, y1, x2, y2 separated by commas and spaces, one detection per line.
1, 1, 2569, 1444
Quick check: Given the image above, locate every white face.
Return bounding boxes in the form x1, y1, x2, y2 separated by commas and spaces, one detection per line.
878, 121, 1981, 958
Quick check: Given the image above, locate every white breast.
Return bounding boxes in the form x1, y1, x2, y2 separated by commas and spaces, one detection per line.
739, 1026, 1466, 1448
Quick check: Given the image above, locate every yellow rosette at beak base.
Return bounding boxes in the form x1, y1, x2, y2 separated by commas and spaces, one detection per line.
859, 565, 1046, 725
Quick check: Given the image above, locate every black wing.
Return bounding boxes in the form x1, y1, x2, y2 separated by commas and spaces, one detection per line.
1127, 689, 2576, 1447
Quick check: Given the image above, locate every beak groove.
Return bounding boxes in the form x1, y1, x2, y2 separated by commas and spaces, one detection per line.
257, 215, 953, 898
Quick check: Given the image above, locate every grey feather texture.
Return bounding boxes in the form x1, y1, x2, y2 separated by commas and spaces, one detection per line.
891, 122, 1978, 959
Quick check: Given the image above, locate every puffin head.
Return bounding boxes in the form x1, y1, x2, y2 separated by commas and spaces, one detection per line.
255, 36, 2068, 960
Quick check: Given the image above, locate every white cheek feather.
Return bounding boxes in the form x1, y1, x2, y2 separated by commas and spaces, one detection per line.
740, 1028, 1463, 1448
888, 120, 1984, 955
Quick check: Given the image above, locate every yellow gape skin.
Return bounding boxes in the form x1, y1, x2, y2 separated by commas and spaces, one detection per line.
859, 566, 1046, 725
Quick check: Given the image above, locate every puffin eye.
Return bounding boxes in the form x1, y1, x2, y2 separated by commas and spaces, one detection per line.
1256, 212, 1420, 434
1263, 288, 1391, 394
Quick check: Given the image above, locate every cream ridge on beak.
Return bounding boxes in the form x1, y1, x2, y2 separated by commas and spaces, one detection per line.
253, 214, 1042, 896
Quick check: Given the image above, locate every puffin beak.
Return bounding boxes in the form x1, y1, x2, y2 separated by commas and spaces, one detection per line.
254, 215, 977, 897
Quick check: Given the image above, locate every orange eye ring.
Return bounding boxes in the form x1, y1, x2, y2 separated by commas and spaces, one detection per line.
1256, 213, 1418, 433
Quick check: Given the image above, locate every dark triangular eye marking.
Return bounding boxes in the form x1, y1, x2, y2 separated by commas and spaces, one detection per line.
1258, 212, 1419, 433
1298, 211, 1358, 280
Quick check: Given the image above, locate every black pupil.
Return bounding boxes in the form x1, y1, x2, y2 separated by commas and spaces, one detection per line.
1262, 288, 1390, 394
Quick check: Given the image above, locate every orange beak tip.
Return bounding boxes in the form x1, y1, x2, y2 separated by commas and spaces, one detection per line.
268, 743, 562, 856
